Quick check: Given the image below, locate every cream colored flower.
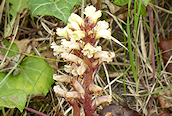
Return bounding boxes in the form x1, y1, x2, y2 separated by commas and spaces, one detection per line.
62, 53, 85, 66
72, 79, 85, 98
77, 63, 87, 76
81, 43, 102, 58
94, 51, 115, 63
92, 58, 104, 67
56, 26, 72, 39
95, 29, 111, 40
53, 85, 66, 97
94, 21, 111, 40
64, 63, 78, 76
53, 74, 72, 83
67, 20, 81, 31
61, 53, 87, 75
69, 31, 85, 42
51, 42, 66, 56
94, 21, 127, 49
61, 39, 81, 50
89, 84, 104, 96
92, 95, 112, 107
68, 13, 84, 26
84, 5, 102, 23
95, 21, 109, 32
65, 91, 81, 101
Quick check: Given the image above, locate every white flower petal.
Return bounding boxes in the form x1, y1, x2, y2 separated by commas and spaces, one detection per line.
53, 74, 72, 83
68, 13, 84, 26
81, 43, 102, 58
64, 64, 78, 76
91, 10, 102, 23
67, 21, 81, 31
53, 85, 66, 97
69, 31, 85, 42
94, 51, 115, 63
84, 5, 102, 23
84, 5, 96, 18
95, 21, 109, 31
65, 91, 81, 101
92, 95, 112, 107
51, 42, 66, 56
56, 27, 71, 39
61, 39, 80, 50
95, 29, 111, 39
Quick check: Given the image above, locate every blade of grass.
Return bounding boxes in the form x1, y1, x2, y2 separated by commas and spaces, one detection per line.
127, 16, 138, 92
0, 55, 25, 86
142, 86, 172, 96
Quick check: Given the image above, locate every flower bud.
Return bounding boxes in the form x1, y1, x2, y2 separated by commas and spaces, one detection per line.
72, 79, 85, 98
69, 31, 85, 42
94, 51, 115, 63
81, 43, 102, 58
92, 58, 104, 67
67, 21, 81, 31
56, 27, 71, 39
92, 95, 112, 107
64, 64, 78, 76
89, 84, 104, 96
69, 13, 84, 26
84, 5, 102, 23
61, 53, 87, 75
65, 91, 81, 101
53, 85, 66, 97
61, 39, 81, 50
53, 74, 72, 83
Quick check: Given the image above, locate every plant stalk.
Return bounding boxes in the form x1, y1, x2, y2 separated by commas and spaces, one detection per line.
83, 56, 94, 116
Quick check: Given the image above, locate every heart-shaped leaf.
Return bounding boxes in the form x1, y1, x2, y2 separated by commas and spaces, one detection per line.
0, 40, 19, 57
0, 57, 54, 95
0, 89, 26, 112
5, 0, 28, 37
28, 0, 82, 24
9, 0, 28, 18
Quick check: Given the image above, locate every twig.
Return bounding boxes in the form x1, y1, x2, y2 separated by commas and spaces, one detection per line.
2, 25, 58, 41
147, 5, 156, 116
24, 107, 47, 116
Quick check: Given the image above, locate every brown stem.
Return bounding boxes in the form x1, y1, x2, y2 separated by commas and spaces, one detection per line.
147, 5, 156, 116
70, 100, 80, 116
83, 56, 94, 116
2, 25, 59, 41
24, 107, 47, 116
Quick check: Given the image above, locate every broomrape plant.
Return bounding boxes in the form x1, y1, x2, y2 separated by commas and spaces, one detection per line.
51, 5, 125, 116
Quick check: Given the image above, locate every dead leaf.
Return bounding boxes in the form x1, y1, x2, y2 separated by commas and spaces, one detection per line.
158, 38, 172, 72
91, 0, 120, 14
40, 49, 58, 69
157, 112, 171, 116
13, 39, 39, 54
158, 90, 172, 109
99, 102, 142, 116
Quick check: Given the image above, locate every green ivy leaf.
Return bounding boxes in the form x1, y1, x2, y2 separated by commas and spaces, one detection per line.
0, 57, 54, 95
113, 0, 129, 6
0, 89, 26, 112
27, 0, 82, 24
5, 0, 28, 37
142, 0, 149, 6
9, 0, 28, 18
0, 40, 19, 57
